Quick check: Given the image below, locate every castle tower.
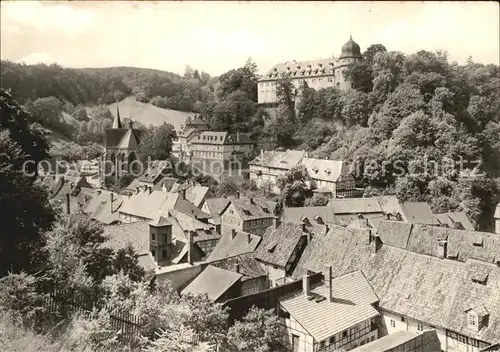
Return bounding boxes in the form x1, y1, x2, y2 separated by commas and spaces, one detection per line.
336, 36, 363, 91
294, 79, 308, 118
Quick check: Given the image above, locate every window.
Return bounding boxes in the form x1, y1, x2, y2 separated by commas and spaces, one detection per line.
319, 341, 325, 348
342, 331, 347, 338
162, 249, 167, 258
329, 336, 336, 344
390, 319, 396, 328
151, 233, 156, 241
417, 323, 424, 331
162, 233, 167, 242
469, 314, 477, 326
401, 316, 405, 322
292, 334, 299, 352
458, 334, 467, 344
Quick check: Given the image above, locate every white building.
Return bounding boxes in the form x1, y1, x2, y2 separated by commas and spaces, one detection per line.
494, 204, 500, 234
258, 36, 363, 105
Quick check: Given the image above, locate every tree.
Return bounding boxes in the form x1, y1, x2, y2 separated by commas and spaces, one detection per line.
277, 165, 312, 207
24, 96, 64, 127
343, 44, 387, 93
136, 122, 176, 163
0, 89, 56, 276
227, 307, 284, 352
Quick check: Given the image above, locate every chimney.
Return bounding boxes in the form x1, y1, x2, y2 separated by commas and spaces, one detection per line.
301, 222, 307, 232
231, 228, 237, 240
235, 263, 240, 274
110, 192, 114, 213
182, 187, 187, 200
438, 239, 448, 259
66, 193, 70, 215
357, 214, 368, 227
236, 191, 240, 199
260, 149, 264, 161
371, 233, 382, 254
128, 120, 133, 129
136, 187, 140, 194
386, 213, 391, 220
250, 198, 255, 205
324, 266, 333, 302
303, 275, 311, 297
273, 217, 279, 229
325, 224, 329, 233
247, 233, 252, 244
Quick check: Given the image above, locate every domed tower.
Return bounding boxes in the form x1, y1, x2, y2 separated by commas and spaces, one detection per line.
335, 36, 363, 91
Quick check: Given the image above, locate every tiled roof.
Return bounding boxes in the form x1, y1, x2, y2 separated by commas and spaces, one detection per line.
350, 330, 435, 352
407, 224, 500, 263
226, 133, 253, 144
103, 222, 151, 254
260, 58, 338, 82
191, 131, 227, 145
435, 212, 475, 230
105, 128, 143, 149
181, 265, 242, 301
174, 196, 211, 220
280, 271, 379, 342
204, 198, 231, 225
328, 198, 383, 214
293, 224, 500, 343
137, 254, 157, 272
282, 206, 336, 226
138, 160, 171, 183
254, 223, 307, 267
168, 209, 219, 242
183, 185, 209, 208
376, 221, 413, 249
249, 149, 306, 170
399, 202, 437, 225
223, 198, 277, 221
119, 189, 180, 220
79, 189, 124, 224
207, 229, 261, 262
209, 253, 266, 281
302, 158, 349, 183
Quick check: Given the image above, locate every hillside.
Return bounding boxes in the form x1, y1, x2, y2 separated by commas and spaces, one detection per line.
107, 96, 194, 130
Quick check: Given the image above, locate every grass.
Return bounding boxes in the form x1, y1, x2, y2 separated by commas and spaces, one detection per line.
107, 96, 195, 130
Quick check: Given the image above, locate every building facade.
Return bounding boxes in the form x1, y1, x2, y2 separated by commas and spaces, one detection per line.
219, 198, 276, 237
172, 117, 209, 162
258, 36, 363, 105
494, 204, 500, 234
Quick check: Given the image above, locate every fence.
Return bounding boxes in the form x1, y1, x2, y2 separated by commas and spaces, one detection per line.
41, 285, 145, 342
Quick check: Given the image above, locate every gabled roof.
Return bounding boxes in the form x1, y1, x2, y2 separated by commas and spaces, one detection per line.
259, 58, 338, 82
302, 158, 349, 183
376, 221, 413, 249
79, 189, 124, 224
181, 265, 242, 301
174, 196, 211, 221
280, 271, 379, 342
293, 224, 500, 343
105, 128, 143, 149
254, 223, 306, 267
138, 160, 172, 183
434, 212, 475, 230
183, 184, 209, 208
467, 303, 489, 317
204, 198, 231, 226
119, 190, 180, 220
399, 202, 437, 225
221, 198, 276, 221
207, 229, 261, 262
117, 128, 140, 149
249, 149, 306, 170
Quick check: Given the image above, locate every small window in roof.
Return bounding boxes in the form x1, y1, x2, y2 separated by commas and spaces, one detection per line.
243, 209, 252, 216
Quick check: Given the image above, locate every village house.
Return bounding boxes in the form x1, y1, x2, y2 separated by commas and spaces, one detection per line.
302, 157, 356, 198
254, 222, 327, 287
249, 149, 306, 193
293, 221, 500, 351
202, 198, 231, 233
219, 196, 277, 236
434, 211, 476, 231
78, 188, 124, 225
279, 270, 380, 352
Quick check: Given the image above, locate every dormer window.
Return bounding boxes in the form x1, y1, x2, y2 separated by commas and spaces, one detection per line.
297, 65, 301, 70
466, 304, 489, 331
472, 237, 484, 247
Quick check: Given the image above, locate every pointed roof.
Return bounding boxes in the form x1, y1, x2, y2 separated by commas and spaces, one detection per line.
113, 106, 122, 129
117, 129, 140, 149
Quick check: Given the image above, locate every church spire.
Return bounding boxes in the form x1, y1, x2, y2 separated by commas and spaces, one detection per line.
113, 106, 122, 129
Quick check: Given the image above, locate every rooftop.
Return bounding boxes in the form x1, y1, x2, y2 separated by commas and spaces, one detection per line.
434, 212, 475, 231
203, 198, 231, 225
207, 229, 261, 262
209, 253, 266, 282
181, 265, 242, 302
350, 331, 423, 352
222, 198, 277, 221
302, 157, 350, 183
249, 149, 306, 170
280, 271, 379, 342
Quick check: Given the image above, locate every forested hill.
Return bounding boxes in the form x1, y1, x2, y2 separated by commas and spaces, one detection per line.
0, 60, 216, 111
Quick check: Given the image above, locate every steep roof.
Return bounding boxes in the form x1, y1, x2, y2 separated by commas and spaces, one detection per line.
181, 265, 242, 301
302, 158, 349, 183
376, 221, 413, 249
435, 212, 475, 230
183, 185, 209, 208
207, 229, 261, 262
260, 58, 338, 82
80, 189, 124, 224
249, 149, 306, 170
204, 198, 231, 226
105, 128, 143, 149
222, 198, 276, 221
254, 223, 306, 267
191, 131, 227, 145
174, 196, 211, 221
293, 224, 500, 343
399, 202, 437, 225
280, 271, 379, 342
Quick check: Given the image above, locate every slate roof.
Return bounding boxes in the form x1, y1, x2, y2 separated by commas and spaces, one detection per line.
204, 198, 231, 226
302, 158, 349, 183
209, 253, 266, 282
119, 190, 180, 220
183, 185, 209, 208
280, 271, 379, 342
181, 265, 242, 301
254, 223, 306, 267
399, 202, 437, 225
174, 197, 211, 221
376, 221, 413, 249
222, 198, 277, 221
293, 224, 500, 343
260, 58, 338, 82
282, 206, 336, 226
435, 212, 475, 230
168, 209, 220, 242
105, 128, 143, 149
79, 189, 124, 224
248, 149, 306, 170
207, 229, 261, 262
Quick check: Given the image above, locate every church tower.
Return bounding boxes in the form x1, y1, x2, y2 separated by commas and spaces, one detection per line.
336, 36, 363, 91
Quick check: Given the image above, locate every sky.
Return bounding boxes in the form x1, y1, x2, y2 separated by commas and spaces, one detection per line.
1, 1, 499, 76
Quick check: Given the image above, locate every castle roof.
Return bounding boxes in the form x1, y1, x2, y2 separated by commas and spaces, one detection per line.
339, 36, 362, 59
